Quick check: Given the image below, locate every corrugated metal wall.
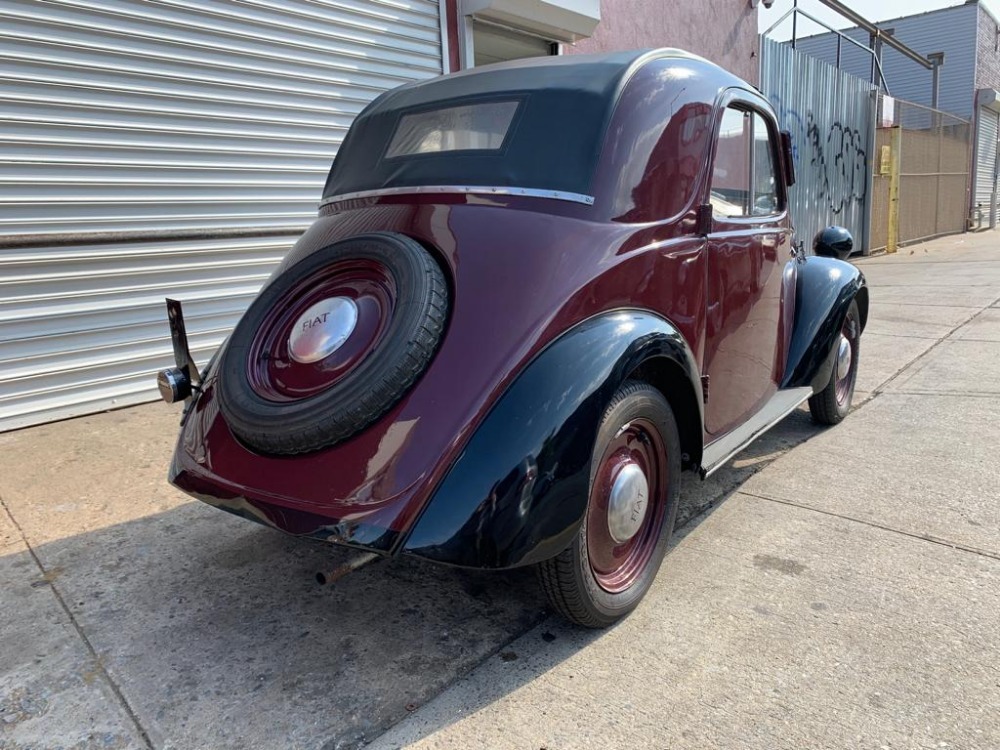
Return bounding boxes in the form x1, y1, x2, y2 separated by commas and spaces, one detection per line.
760, 37, 875, 252
0, 0, 444, 431
792, 3, 978, 119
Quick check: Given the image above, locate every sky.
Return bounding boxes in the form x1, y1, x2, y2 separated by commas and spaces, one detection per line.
760, 0, 1000, 40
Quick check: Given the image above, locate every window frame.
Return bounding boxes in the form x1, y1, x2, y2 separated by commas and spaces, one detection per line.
749, 110, 783, 219
710, 106, 753, 218
707, 92, 787, 225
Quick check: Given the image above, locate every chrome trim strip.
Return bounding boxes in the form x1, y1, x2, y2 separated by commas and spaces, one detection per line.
319, 185, 596, 207
699, 387, 813, 479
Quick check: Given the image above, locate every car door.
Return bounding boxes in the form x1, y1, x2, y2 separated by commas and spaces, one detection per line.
703, 100, 790, 437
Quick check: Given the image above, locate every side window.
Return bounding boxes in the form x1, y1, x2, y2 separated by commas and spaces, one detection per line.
710, 107, 751, 218
752, 112, 780, 216
710, 105, 783, 219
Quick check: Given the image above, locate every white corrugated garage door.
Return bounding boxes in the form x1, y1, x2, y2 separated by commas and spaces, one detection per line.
0, 0, 444, 431
975, 106, 999, 225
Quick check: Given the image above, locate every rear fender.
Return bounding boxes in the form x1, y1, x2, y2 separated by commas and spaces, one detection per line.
401, 310, 702, 569
782, 256, 867, 392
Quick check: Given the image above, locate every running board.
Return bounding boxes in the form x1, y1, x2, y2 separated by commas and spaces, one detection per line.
699, 387, 813, 479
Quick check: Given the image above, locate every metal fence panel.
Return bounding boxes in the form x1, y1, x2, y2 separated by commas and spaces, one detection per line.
870, 93, 972, 251
761, 37, 875, 252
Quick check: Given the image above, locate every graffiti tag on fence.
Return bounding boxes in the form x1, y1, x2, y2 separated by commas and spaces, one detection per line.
770, 94, 869, 217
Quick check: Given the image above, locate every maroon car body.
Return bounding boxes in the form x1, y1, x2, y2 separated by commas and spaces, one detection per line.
162, 49, 867, 625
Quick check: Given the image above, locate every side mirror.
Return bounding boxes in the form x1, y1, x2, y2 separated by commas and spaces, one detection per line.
779, 131, 796, 187
813, 226, 854, 260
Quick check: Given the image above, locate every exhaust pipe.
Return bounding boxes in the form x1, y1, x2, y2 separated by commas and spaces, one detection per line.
316, 552, 381, 585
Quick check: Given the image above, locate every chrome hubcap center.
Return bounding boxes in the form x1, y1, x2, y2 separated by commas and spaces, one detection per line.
837, 334, 853, 381
288, 297, 358, 364
607, 462, 649, 544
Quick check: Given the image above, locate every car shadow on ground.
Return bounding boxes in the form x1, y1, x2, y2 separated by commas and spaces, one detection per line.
10, 407, 825, 750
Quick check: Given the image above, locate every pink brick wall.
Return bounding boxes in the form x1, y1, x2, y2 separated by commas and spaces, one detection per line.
564, 0, 759, 85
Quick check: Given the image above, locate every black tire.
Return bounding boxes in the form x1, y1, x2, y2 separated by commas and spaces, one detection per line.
217, 232, 448, 455
537, 381, 681, 628
809, 299, 861, 426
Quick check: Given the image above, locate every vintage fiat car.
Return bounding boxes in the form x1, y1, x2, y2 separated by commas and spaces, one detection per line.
159, 49, 867, 628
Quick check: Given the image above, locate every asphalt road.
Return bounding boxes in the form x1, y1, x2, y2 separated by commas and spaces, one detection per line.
1, 231, 998, 749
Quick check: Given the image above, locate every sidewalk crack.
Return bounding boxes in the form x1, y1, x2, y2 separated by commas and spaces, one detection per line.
0, 492, 155, 750
739, 490, 1000, 562
871, 292, 1000, 395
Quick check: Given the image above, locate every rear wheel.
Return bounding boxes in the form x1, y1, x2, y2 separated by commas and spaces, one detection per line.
537, 381, 681, 628
217, 232, 448, 455
809, 299, 861, 425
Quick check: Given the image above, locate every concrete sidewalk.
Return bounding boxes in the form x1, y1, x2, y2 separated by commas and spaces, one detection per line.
371, 235, 1000, 750
1, 232, 998, 749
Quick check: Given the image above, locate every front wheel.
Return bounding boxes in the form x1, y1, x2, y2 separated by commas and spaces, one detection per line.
537, 380, 681, 628
809, 298, 861, 425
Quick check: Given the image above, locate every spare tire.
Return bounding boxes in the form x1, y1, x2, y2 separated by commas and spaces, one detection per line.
216, 232, 449, 455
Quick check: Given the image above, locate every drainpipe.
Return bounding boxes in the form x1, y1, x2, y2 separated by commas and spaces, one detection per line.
869, 31, 877, 85
862, 88, 877, 255
929, 52, 945, 110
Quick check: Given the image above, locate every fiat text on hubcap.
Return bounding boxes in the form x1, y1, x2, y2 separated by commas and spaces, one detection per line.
288, 297, 359, 364
607, 462, 649, 543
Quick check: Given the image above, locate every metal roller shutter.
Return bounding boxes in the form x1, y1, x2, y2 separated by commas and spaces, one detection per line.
975, 107, 999, 222
0, 0, 444, 431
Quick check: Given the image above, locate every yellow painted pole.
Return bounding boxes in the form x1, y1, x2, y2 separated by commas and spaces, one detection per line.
887, 126, 901, 254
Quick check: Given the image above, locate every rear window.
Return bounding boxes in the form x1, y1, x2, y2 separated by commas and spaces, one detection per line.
385, 100, 520, 158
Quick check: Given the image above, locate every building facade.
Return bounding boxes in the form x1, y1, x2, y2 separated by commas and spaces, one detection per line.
0, 0, 758, 431
562, 0, 758, 83
793, 0, 1000, 227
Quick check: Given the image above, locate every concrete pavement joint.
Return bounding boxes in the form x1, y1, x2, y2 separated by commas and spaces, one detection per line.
865, 332, 947, 340
738, 490, 1000, 562
864, 283, 999, 289
859, 300, 984, 309
0, 491, 155, 750
939, 336, 1000, 344
871, 293, 1000, 396
881, 390, 1000, 398
858, 259, 1000, 266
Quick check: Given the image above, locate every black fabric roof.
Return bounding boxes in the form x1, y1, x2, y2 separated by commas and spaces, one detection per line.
322, 50, 685, 201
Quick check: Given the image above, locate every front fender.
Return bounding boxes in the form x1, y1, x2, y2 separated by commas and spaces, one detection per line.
782, 256, 867, 392
401, 310, 701, 569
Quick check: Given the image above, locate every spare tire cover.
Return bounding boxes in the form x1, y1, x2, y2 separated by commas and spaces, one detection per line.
217, 232, 449, 455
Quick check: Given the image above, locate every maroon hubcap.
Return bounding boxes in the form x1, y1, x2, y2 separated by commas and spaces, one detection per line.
586, 418, 668, 594
247, 259, 396, 402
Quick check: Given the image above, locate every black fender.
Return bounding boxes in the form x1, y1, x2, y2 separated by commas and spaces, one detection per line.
782, 256, 868, 392
401, 310, 702, 570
